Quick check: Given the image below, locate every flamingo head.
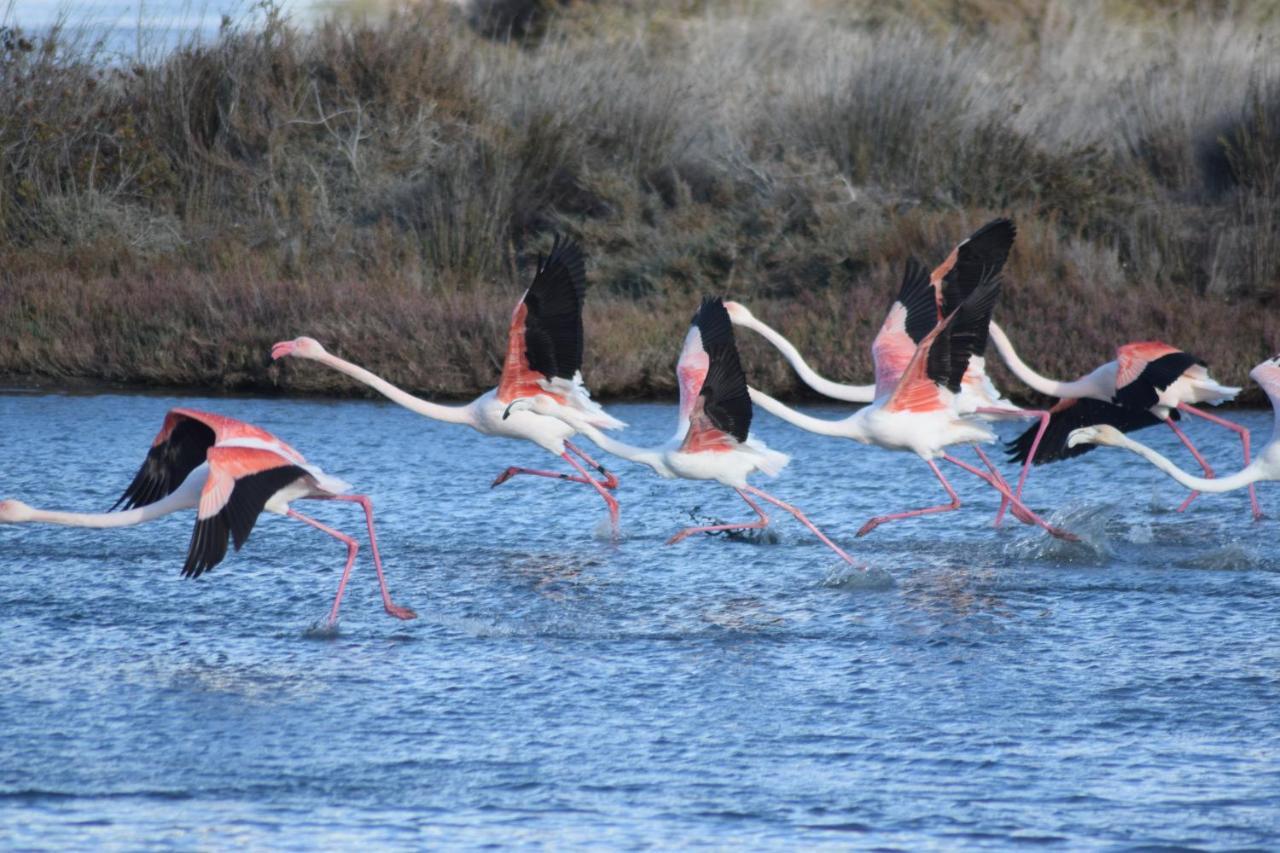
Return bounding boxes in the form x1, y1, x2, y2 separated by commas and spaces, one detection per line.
271, 336, 328, 361
1249, 355, 1280, 398
0, 499, 35, 523
721, 300, 755, 325
1067, 424, 1126, 449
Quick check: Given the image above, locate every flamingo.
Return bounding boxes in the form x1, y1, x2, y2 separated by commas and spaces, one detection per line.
725, 218, 1051, 524
501, 297, 862, 567
0, 409, 416, 625
1066, 355, 1280, 500
272, 235, 626, 535
743, 261, 1077, 540
988, 322, 1261, 520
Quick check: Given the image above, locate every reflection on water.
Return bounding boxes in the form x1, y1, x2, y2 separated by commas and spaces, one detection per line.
1, 392, 1278, 848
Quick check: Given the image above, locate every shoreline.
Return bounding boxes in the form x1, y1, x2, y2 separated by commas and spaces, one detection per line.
1, 374, 1270, 410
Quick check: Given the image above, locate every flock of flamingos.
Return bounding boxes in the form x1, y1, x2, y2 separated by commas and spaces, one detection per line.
3, 220, 1278, 625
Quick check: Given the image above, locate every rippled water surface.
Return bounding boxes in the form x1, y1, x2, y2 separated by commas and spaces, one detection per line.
1, 392, 1278, 849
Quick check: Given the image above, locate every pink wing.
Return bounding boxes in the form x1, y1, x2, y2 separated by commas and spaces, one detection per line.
871, 305, 918, 399
184, 446, 309, 579
676, 323, 710, 426
883, 327, 947, 413
169, 408, 305, 463
1115, 342, 1181, 391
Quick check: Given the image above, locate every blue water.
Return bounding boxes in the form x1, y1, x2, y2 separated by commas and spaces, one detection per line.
1, 392, 1278, 849
3, 0, 314, 56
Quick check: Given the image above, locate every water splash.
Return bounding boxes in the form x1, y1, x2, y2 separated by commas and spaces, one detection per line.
1003, 503, 1115, 565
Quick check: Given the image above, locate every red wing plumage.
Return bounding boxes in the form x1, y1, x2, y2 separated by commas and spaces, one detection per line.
184, 446, 310, 579
872, 259, 935, 398
884, 268, 1002, 413
496, 235, 586, 404
678, 298, 751, 452
112, 408, 302, 511
1114, 342, 1183, 391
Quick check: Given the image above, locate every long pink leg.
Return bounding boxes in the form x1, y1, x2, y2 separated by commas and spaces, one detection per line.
321, 495, 416, 621
976, 406, 1050, 526
856, 459, 962, 537
565, 440, 619, 489
560, 452, 620, 536
286, 509, 361, 626
741, 484, 862, 568
491, 465, 597, 488
1178, 404, 1261, 520
942, 454, 1078, 541
667, 488, 770, 544
491, 443, 616, 490
971, 444, 1014, 527
1166, 419, 1215, 513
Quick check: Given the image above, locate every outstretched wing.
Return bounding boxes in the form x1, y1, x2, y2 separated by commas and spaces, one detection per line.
678, 297, 752, 451
871, 258, 935, 398
931, 218, 1016, 321
1005, 397, 1166, 465
885, 268, 1001, 413
496, 235, 588, 403
182, 446, 309, 579
1112, 343, 1204, 411
111, 410, 218, 510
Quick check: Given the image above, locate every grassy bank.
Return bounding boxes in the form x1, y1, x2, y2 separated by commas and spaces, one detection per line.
1, 1, 1278, 403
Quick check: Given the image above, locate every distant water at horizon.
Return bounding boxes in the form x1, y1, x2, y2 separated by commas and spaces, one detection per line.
3, 0, 317, 55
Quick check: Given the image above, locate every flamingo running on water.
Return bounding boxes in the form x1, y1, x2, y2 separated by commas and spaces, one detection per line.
725, 218, 1051, 525
0, 409, 416, 625
1066, 355, 1280, 501
989, 323, 1260, 520
272, 235, 626, 535
502, 297, 862, 567
744, 261, 1077, 540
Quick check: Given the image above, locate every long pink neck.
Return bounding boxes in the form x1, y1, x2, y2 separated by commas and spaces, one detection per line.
1115, 433, 1264, 493
311, 351, 473, 425
24, 483, 199, 528
988, 322, 1095, 398
733, 314, 875, 403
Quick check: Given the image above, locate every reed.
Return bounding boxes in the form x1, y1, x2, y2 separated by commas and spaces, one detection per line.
1, 1, 1276, 401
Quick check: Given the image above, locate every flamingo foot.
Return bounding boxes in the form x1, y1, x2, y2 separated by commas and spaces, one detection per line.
384, 603, 418, 620
665, 530, 692, 545
856, 518, 883, 538
1010, 503, 1036, 526
491, 468, 519, 488
1046, 526, 1080, 542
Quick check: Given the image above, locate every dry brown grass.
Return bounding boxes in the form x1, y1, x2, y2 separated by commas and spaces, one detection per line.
1, 1, 1278, 402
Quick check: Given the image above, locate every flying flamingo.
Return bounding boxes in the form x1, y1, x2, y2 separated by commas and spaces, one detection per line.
988, 322, 1261, 520
272, 235, 626, 535
1066, 355, 1280, 500
0, 409, 416, 625
502, 297, 862, 566
725, 218, 1051, 524
744, 262, 1077, 540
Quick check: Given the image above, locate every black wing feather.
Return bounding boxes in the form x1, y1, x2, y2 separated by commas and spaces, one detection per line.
897, 257, 937, 344
926, 271, 1002, 393
694, 297, 752, 444
940, 218, 1016, 318
522, 234, 588, 381
112, 417, 216, 510
1005, 398, 1166, 465
1111, 351, 1205, 411
181, 465, 309, 579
